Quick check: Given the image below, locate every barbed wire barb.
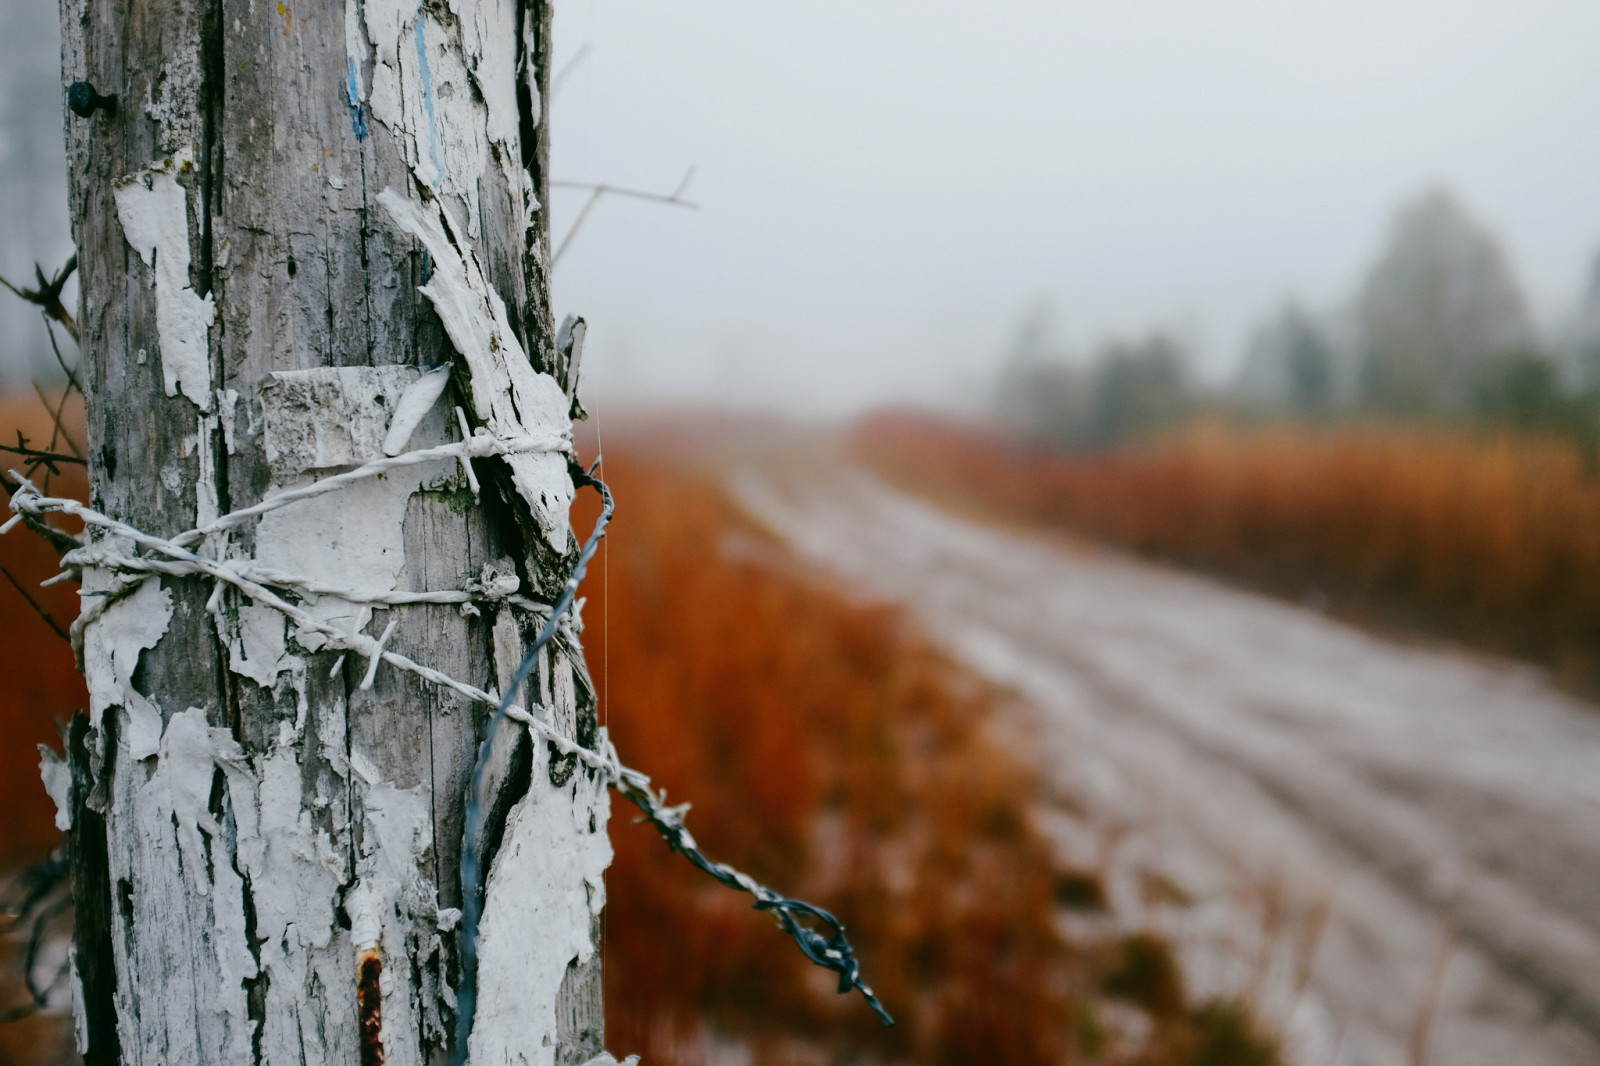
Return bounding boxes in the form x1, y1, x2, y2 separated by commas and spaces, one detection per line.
5, 427, 893, 1054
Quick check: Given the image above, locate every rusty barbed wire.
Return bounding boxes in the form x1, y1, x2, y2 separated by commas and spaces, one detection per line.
614, 772, 895, 1026
5, 243, 887, 1035
5, 446, 892, 1050
454, 460, 892, 1064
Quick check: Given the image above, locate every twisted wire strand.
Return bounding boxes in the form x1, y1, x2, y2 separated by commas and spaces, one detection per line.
6, 439, 893, 1059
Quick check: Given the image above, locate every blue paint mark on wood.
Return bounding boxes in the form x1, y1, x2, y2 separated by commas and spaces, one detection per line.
414, 15, 446, 188
346, 58, 368, 140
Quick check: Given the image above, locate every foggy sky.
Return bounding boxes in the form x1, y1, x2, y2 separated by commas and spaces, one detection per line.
548, 1, 1600, 415
4, 2, 1599, 416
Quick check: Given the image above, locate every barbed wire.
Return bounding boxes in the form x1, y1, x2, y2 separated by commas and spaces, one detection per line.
454, 457, 890, 1061
5, 424, 892, 1052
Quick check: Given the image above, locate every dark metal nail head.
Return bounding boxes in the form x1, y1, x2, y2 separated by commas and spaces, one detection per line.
67, 82, 117, 119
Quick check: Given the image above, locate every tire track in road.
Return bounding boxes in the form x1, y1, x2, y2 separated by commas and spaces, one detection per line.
737, 466, 1600, 1066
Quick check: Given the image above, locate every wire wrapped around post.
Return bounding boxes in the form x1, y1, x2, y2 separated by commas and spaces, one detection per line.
452, 462, 891, 1065
6, 441, 893, 1064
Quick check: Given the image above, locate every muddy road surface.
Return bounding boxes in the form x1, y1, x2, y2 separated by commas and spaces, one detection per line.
739, 467, 1600, 1066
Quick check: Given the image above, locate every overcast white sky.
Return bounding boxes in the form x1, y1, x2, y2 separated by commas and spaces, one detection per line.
547, 1, 1600, 415
3, 2, 1596, 413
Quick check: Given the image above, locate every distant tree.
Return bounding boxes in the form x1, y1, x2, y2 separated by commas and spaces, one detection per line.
1471, 348, 1569, 430
1356, 188, 1536, 416
995, 302, 1091, 445
997, 327, 1191, 450
1236, 301, 1339, 416
996, 360, 1094, 446
1089, 334, 1190, 446
1562, 251, 1600, 392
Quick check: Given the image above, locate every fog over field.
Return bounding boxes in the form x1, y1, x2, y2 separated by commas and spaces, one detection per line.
548, 1, 1600, 413
5, 2, 1600, 414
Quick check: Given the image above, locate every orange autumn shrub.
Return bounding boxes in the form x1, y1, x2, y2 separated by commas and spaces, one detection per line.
0, 395, 1281, 1063
0, 394, 87, 867
580, 449, 1072, 1063
0, 394, 87, 1065
580, 439, 1279, 1065
856, 410, 1600, 687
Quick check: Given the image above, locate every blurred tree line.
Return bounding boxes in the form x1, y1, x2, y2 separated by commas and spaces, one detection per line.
1000, 188, 1600, 450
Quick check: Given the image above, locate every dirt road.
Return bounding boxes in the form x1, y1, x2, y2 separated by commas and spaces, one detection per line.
738, 467, 1600, 1066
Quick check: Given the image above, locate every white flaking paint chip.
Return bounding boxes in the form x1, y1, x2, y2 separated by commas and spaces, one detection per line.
378, 189, 575, 549
383, 365, 452, 455
113, 153, 215, 411
471, 743, 612, 1066
39, 746, 72, 831
149, 707, 227, 897
228, 603, 290, 689
364, 0, 421, 67
216, 388, 241, 453
261, 365, 422, 475
82, 576, 173, 760
194, 412, 220, 527
220, 731, 348, 1063
257, 364, 453, 651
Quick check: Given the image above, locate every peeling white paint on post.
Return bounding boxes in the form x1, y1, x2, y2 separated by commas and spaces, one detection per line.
81, 577, 173, 761
100, 707, 255, 1064
254, 365, 453, 651
39, 748, 72, 832
379, 189, 575, 549
384, 366, 454, 456
110, 153, 215, 411
221, 729, 354, 1065
472, 746, 612, 1066
61, 0, 609, 1059
347, 747, 453, 1066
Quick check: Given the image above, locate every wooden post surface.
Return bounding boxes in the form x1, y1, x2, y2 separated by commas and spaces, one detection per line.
55, 0, 605, 1061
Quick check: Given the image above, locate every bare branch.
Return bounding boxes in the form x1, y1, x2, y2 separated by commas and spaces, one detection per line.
550, 171, 700, 208
0, 437, 87, 470
0, 255, 79, 345
29, 379, 82, 463
44, 320, 82, 395
0, 564, 70, 642
551, 168, 699, 267
551, 43, 590, 100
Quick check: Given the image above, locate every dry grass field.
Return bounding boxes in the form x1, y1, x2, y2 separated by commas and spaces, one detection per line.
0, 394, 85, 867
857, 410, 1600, 693
582, 438, 1279, 1065
0, 394, 86, 1063
0, 396, 1280, 1063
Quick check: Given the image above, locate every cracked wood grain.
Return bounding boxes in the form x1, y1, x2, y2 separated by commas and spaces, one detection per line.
57, 0, 602, 1061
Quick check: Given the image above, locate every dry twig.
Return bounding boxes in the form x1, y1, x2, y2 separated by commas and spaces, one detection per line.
0, 256, 79, 345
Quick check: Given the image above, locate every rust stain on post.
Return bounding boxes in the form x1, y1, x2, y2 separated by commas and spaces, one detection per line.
358, 953, 385, 1066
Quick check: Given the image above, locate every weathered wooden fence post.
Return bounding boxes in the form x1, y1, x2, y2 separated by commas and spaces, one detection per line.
54, 0, 609, 1061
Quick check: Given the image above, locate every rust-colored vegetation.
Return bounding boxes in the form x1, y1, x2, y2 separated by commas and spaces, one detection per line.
857, 410, 1600, 691
583, 439, 1279, 1065
0, 395, 1281, 1062
0, 395, 86, 867
0, 395, 86, 1066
